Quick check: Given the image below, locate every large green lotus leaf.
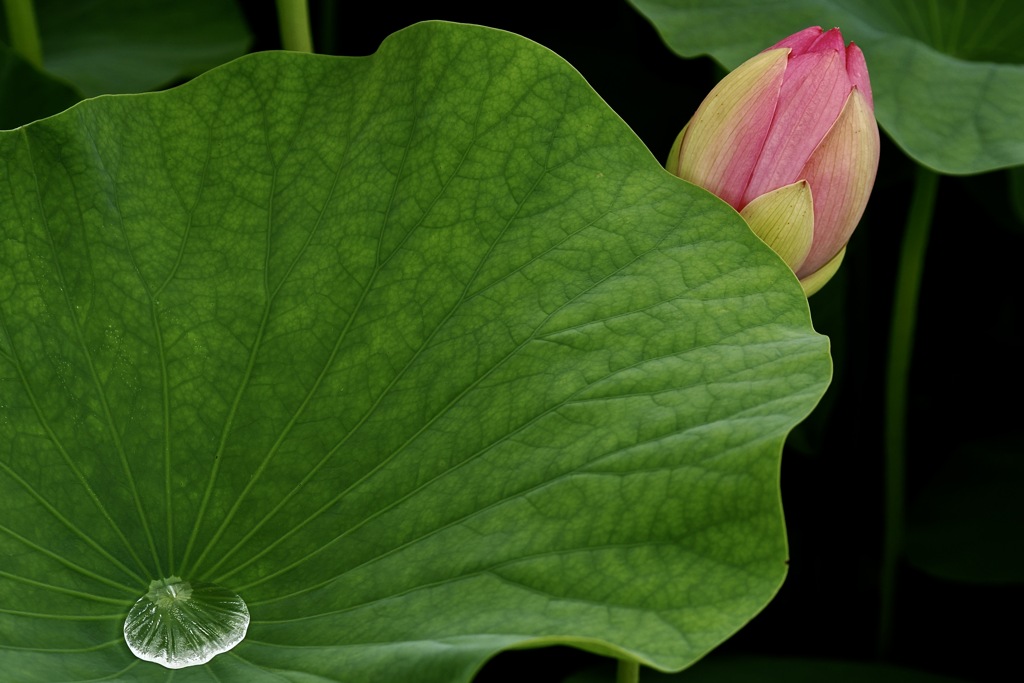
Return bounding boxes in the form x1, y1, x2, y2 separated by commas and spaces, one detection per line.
0, 0, 250, 97
628, 0, 1024, 174
0, 21, 830, 682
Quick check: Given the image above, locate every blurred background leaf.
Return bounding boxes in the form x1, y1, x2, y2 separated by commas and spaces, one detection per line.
0, 39, 79, 129
0, 0, 250, 97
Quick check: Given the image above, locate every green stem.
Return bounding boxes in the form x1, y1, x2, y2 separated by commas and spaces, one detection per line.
879, 165, 939, 655
617, 659, 640, 683
3, 0, 43, 67
275, 0, 314, 53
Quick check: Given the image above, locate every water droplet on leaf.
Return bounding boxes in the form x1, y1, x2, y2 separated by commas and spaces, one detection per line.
123, 576, 249, 669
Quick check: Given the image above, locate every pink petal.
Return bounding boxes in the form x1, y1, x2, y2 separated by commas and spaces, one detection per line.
768, 26, 824, 54
797, 88, 880, 277
676, 49, 788, 210
845, 42, 874, 110
809, 27, 847, 70
742, 46, 851, 206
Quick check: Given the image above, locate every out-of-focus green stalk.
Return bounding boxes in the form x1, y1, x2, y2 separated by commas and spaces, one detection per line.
275, 0, 313, 53
617, 659, 639, 683
879, 165, 939, 654
3, 0, 43, 67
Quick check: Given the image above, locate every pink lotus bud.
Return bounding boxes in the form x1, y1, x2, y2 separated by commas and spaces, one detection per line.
667, 26, 880, 296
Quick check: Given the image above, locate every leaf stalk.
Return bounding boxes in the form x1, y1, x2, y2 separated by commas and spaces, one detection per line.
617, 658, 640, 683
879, 164, 939, 654
275, 0, 314, 53
3, 0, 43, 67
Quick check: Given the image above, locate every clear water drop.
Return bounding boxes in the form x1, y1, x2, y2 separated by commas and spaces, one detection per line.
123, 576, 249, 669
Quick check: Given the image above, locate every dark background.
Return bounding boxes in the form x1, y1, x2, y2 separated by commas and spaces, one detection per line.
238, 2, 1024, 681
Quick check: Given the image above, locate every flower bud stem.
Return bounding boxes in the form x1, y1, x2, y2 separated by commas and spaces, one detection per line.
275, 0, 314, 53
879, 165, 939, 656
2, 0, 43, 67
616, 659, 640, 683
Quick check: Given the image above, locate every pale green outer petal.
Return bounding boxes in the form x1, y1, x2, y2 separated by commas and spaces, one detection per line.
800, 246, 846, 296
665, 122, 687, 172
797, 88, 879, 278
739, 180, 814, 271
676, 49, 788, 209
